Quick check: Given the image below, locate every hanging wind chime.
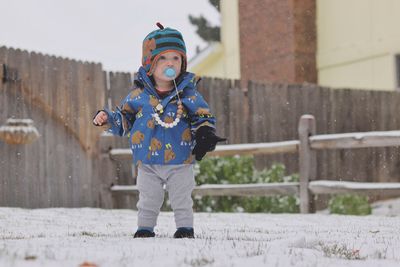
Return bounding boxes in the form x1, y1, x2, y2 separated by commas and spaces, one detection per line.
0, 118, 39, 145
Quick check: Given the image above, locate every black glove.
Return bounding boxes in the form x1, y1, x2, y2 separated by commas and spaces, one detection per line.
192, 126, 227, 161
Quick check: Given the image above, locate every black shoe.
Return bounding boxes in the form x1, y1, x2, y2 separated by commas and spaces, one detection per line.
173, 228, 194, 239
134, 229, 155, 238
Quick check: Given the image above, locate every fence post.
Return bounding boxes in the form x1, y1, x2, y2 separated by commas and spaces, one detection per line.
298, 115, 316, 213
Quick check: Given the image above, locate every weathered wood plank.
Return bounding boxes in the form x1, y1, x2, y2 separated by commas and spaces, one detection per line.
52, 55, 66, 207
7, 48, 25, 207
60, 58, 73, 207
314, 86, 329, 188
111, 179, 400, 206
111, 182, 300, 197
91, 64, 112, 208
109, 141, 300, 161
81, 62, 93, 205
193, 183, 299, 197
107, 71, 135, 209
221, 79, 230, 138
76, 61, 91, 206
238, 81, 248, 143
246, 80, 256, 143
309, 180, 400, 198
310, 130, 400, 150
29, 51, 46, 207
208, 78, 227, 138
15, 49, 31, 207
109, 72, 132, 108
44, 55, 58, 206
276, 83, 294, 169
208, 141, 299, 156
54, 56, 69, 206
227, 87, 238, 143
19, 49, 35, 208
249, 82, 267, 169
69, 59, 82, 207
0, 46, 10, 206
298, 115, 316, 213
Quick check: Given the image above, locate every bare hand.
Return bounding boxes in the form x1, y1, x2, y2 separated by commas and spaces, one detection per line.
93, 111, 108, 126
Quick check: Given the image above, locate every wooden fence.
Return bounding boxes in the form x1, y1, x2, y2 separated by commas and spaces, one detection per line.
0, 46, 111, 208
110, 115, 400, 213
1, 45, 400, 208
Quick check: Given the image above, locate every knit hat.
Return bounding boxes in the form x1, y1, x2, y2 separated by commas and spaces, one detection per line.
142, 22, 187, 75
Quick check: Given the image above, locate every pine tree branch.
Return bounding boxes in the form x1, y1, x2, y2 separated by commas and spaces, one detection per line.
189, 15, 220, 42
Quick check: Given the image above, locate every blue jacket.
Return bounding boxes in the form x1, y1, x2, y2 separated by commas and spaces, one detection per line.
104, 67, 216, 165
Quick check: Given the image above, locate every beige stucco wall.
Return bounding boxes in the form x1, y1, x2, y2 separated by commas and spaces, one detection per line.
317, 0, 400, 90
188, 0, 240, 79
220, 0, 240, 79
189, 44, 225, 77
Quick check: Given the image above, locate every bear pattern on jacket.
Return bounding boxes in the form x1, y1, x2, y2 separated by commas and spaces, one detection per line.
104, 67, 216, 165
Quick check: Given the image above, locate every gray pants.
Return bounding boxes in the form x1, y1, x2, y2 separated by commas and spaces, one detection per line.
136, 164, 195, 229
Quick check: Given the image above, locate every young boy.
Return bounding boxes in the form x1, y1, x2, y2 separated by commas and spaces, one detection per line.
93, 23, 225, 238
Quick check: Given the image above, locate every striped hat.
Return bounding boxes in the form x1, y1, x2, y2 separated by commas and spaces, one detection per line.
142, 22, 187, 75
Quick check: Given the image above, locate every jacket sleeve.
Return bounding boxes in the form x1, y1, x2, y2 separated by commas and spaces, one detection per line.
182, 87, 216, 132
103, 94, 136, 137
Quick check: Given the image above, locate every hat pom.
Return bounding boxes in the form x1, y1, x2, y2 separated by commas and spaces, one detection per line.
156, 22, 164, 30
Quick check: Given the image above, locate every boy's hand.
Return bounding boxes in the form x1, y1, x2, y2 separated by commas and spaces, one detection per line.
192, 126, 227, 161
93, 111, 108, 126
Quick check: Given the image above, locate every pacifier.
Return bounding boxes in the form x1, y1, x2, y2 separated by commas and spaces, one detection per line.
164, 67, 176, 78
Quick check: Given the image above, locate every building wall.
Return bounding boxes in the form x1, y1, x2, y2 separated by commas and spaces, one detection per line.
221, 0, 241, 79
188, 43, 225, 78
317, 0, 400, 90
188, 0, 241, 79
238, 0, 316, 85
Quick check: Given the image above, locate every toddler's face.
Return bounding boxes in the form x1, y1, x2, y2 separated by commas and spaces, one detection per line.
153, 51, 182, 82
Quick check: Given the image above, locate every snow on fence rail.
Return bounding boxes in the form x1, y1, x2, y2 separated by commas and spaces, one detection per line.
109, 140, 300, 160
111, 182, 300, 197
309, 180, 400, 198
309, 130, 400, 150
109, 115, 400, 213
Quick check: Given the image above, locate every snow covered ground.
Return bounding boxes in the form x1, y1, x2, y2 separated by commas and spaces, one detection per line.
1, 207, 400, 267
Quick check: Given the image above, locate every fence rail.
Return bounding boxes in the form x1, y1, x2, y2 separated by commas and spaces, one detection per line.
111, 182, 300, 197
309, 131, 400, 149
109, 140, 300, 160
308, 180, 400, 197
111, 180, 400, 198
109, 115, 400, 213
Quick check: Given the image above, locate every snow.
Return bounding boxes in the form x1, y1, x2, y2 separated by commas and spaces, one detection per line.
372, 198, 400, 216
1, 208, 400, 267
